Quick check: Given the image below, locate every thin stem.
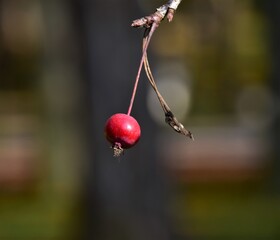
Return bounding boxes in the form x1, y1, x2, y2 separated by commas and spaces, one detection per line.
142, 26, 194, 140
127, 25, 156, 116
126, 52, 145, 115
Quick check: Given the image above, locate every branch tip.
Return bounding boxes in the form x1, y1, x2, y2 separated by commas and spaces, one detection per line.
131, 0, 182, 28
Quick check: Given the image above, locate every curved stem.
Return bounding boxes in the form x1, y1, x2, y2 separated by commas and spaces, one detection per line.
127, 25, 156, 116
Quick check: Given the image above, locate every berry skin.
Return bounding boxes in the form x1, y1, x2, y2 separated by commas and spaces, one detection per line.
104, 113, 141, 156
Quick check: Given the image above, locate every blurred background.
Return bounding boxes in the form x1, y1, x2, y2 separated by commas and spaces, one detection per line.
0, 0, 280, 239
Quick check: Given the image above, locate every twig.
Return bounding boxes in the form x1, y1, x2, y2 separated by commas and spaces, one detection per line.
130, 0, 193, 140
131, 0, 182, 28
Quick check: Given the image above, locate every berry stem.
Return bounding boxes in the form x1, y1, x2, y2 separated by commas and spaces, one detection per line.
127, 24, 157, 116
126, 52, 145, 116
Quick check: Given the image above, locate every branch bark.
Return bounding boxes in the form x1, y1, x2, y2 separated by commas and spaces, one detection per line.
131, 0, 182, 28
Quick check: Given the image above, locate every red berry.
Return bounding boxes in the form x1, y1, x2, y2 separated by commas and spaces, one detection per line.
104, 113, 141, 156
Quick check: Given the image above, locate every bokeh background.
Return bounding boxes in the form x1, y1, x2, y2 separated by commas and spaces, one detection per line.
0, 0, 280, 239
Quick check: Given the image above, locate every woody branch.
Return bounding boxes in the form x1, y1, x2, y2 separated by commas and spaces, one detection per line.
131, 0, 182, 28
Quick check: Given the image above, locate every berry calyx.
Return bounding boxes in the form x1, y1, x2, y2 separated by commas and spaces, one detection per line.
104, 113, 141, 157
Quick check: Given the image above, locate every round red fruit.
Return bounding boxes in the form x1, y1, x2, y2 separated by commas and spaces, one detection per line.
104, 113, 141, 156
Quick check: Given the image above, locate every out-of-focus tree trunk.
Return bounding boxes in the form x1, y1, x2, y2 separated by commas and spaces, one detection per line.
263, 0, 280, 190
71, 1, 172, 239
